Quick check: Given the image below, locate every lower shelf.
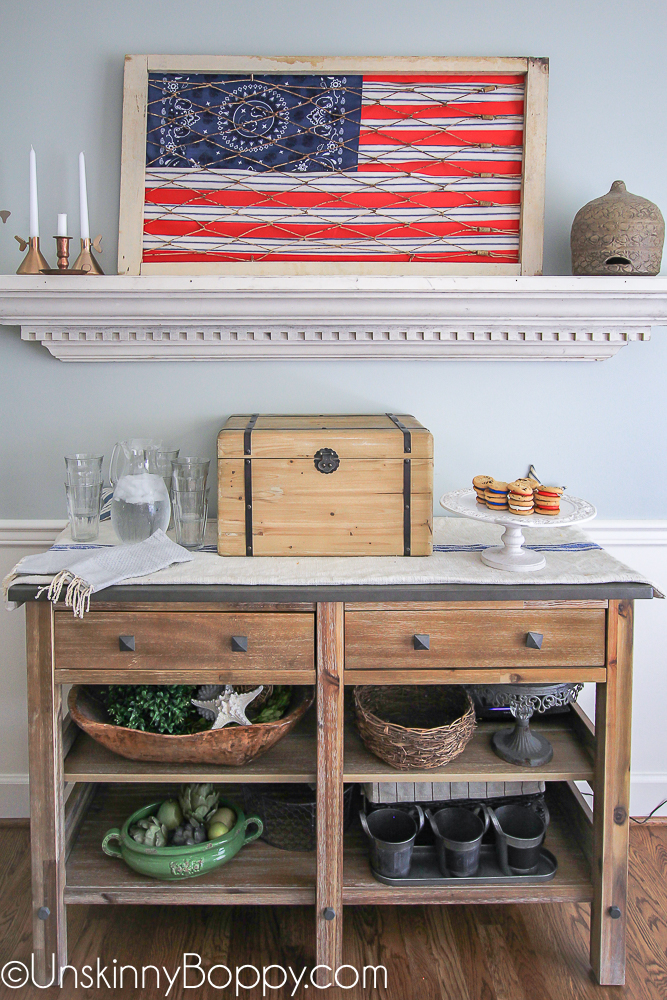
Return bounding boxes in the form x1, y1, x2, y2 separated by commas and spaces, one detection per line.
343, 786, 593, 905
65, 784, 315, 905
65, 783, 592, 907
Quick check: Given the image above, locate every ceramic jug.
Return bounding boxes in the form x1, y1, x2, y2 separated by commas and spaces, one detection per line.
109, 439, 171, 543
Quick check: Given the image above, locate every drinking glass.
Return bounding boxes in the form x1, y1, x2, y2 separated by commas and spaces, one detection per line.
154, 448, 180, 494
65, 454, 103, 486
171, 487, 209, 550
171, 458, 210, 492
65, 482, 102, 542
155, 448, 179, 528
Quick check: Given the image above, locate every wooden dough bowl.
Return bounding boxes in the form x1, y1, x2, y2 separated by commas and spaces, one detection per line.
68, 685, 314, 766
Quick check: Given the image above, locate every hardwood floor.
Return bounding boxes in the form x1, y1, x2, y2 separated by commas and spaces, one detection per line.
0, 824, 665, 999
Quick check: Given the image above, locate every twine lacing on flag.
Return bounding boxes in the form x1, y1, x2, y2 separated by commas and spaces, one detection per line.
143, 74, 525, 263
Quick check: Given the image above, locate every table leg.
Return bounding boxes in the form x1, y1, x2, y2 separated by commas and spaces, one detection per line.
590, 599, 633, 985
26, 601, 67, 986
316, 602, 344, 984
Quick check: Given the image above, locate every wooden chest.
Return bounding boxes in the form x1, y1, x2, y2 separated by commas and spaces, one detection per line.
217, 414, 433, 556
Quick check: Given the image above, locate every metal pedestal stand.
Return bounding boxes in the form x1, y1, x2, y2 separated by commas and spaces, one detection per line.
469, 683, 584, 767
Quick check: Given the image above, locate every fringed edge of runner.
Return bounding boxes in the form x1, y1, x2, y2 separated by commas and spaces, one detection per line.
2, 571, 18, 606
36, 570, 93, 618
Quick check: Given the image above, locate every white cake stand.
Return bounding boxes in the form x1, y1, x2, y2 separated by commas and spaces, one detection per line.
439, 489, 597, 572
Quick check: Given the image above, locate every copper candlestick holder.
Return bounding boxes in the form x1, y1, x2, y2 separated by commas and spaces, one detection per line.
72, 235, 104, 274
39, 235, 88, 275
15, 236, 50, 274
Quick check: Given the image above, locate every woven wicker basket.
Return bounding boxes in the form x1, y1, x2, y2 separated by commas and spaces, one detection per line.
354, 685, 476, 770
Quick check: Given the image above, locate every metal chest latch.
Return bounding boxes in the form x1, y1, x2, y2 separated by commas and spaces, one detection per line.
314, 448, 340, 474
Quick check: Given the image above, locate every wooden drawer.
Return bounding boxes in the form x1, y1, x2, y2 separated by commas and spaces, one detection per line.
54, 611, 314, 681
344, 610, 606, 670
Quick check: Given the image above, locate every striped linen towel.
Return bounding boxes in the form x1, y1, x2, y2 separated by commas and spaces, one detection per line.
3, 530, 193, 617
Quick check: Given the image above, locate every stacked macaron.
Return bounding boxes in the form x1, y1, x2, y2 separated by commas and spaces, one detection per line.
534, 485, 564, 515
484, 480, 510, 510
507, 479, 535, 515
472, 475, 493, 504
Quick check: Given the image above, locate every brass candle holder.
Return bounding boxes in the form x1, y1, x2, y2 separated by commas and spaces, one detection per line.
15, 236, 50, 275
72, 235, 104, 274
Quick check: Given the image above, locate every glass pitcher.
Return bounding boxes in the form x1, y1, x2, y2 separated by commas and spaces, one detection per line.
109, 439, 171, 543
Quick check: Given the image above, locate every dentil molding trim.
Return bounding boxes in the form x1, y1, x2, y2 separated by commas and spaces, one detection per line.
0, 274, 664, 361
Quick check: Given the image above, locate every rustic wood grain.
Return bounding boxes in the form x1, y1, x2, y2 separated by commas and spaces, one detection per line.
217, 414, 434, 459
217, 414, 433, 557
0, 827, 32, 972
54, 611, 315, 675
549, 781, 594, 867
568, 701, 596, 762
402, 905, 472, 999
219, 489, 433, 557
26, 600, 67, 984
316, 602, 345, 981
345, 609, 606, 670
117, 54, 148, 276
56, 667, 316, 685
519, 57, 549, 275
64, 782, 98, 863
72, 601, 316, 613
345, 667, 607, 686
591, 599, 634, 985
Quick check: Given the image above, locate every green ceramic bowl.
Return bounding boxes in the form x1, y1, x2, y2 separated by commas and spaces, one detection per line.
102, 799, 263, 881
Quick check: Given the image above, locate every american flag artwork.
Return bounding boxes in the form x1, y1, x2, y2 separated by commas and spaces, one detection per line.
143, 71, 525, 264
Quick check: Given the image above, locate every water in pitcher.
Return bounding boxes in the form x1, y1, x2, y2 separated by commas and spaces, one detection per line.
110, 473, 170, 543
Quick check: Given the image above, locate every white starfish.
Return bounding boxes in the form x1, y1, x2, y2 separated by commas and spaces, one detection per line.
191, 685, 263, 728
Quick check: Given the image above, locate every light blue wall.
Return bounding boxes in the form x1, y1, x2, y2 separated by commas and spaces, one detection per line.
1, 0, 665, 519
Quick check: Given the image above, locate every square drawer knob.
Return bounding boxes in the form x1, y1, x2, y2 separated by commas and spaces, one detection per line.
413, 634, 430, 651
526, 632, 544, 649
118, 635, 135, 652
231, 635, 248, 653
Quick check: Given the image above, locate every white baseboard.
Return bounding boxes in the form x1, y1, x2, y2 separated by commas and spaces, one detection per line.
629, 775, 667, 818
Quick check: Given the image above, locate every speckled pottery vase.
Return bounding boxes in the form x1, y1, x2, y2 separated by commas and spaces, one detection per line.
570, 180, 664, 275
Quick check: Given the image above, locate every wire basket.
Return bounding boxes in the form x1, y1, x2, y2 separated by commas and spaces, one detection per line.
242, 783, 355, 852
354, 685, 476, 771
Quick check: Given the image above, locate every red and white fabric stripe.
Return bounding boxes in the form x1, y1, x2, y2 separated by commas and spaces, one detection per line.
142, 74, 525, 263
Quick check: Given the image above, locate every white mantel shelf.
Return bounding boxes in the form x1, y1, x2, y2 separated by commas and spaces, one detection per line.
0, 274, 665, 361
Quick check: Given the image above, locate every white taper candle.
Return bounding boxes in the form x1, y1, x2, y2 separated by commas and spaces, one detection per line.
29, 146, 39, 238
78, 152, 90, 240
57, 214, 68, 237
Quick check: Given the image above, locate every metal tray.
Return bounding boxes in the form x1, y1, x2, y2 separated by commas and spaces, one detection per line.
371, 844, 558, 887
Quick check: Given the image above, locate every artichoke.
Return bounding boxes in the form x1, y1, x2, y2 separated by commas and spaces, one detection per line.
179, 783, 220, 824
171, 818, 207, 847
129, 816, 168, 848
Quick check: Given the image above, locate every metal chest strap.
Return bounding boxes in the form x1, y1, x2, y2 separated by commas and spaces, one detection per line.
386, 414, 412, 556
244, 414, 259, 555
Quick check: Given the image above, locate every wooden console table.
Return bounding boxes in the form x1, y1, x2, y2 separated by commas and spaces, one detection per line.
10, 578, 653, 987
